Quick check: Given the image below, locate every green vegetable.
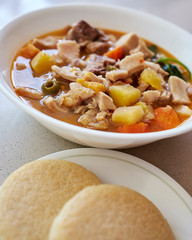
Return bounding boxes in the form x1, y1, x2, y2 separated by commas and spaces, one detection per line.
156, 57, 192, 81
41, 79, 60, 95
107, 65, 117, 71
148, 45, 158, 55
162, 64, 183, 79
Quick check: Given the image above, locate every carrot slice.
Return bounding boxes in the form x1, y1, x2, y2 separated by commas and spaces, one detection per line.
117, 122, 149, 133
153, 106, 180, 130
105, 47, 123, 60
18, 43, 40, 59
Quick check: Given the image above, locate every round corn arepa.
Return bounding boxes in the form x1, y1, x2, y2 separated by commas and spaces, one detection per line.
49, 184, 175, 240
0, 159, 101, 240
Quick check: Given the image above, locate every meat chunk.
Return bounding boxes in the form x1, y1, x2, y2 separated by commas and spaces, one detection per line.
74, 91, 116, 115
58, 91, 80, 108
142, 90, 161, 104
87, 53, 115, 65
96, 110, 109, 121
43, 96, 68, 112
119, 52, 145, 77
97, 30, 110, 42
145, 61, 169, 77
51, 65, 82, 81
58, 82, 95, 108
187, 83, 192, 97
51, 54, 64, 65
66, 20, 101, 43
85, 54, 115, 76
57, 40, 80, 63
85, 61, 105, 76
83, 71, 110, 89
115, 32, 139, 55
86, 41, 110, 54
106, 69, 128, 82
70, 58, 87, 69
141, 89, 171, 106
78, 109, 96, 126
158, 90, 171, 106
89, 119, 109, 130
70, 82, 95, 99
15, 86, 44, 100
130, 39, 154, 59
168, 76, 191, 104
73, 105, 88, 114
78, 109, 109, 130
137, 80, 149, 92
32, 36, 58, 49
16, 63, 27, 70
86, 97, 98, 109
93, 92, 117, 111
73, 96, 98, 114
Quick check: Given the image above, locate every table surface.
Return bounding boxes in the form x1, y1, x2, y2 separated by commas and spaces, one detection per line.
0, 0, 192, 196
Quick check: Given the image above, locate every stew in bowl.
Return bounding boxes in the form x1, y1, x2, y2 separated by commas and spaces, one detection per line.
11, 20, 192, 133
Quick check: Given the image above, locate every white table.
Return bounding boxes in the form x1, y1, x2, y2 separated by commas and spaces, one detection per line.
0, 0, 192, 195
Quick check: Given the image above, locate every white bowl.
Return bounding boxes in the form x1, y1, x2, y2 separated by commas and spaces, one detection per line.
1, 3, 192, 149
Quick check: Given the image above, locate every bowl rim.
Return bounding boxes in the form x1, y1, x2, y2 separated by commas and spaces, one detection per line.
0, 2, 166, 30
1, 3, 192, 141
1, 2, 192, 38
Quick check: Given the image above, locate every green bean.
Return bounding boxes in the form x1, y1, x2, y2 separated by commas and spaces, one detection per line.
41, 79, 60, 95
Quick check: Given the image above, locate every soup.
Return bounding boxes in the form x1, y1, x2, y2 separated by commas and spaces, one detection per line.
11, 20, 192, 133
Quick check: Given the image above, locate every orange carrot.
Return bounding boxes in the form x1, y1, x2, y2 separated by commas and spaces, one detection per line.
105, 46, 123, 60
153, 106, 180, 130
117, 122, 149, 133
18, 43, 40, 59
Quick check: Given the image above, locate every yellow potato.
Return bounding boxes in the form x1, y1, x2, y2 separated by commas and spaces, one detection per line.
109, 84, 141, 107
112, 106, 144, 124
173, 104, 192, 117
31, 50, 55, 74
140, 68, 162, 91
135, 102, 154, 120
77, 78, 105, 93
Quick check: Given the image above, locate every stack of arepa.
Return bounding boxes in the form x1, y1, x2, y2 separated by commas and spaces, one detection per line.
0, 159, 175, 240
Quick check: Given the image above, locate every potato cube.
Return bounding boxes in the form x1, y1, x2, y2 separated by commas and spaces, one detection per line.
173, 104, 192, 117
112, 106, 144, 124
140, 68, 162, 91
135, 102, 154, 120
109, 84, 140, 107
31, 50, 55, 74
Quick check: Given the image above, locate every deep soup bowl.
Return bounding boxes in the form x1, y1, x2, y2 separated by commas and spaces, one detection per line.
1, 3, 192, 148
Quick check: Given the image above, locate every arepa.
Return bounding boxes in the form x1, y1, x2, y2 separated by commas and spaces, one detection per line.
0, 159, 101, 240
49, 184, 175, 240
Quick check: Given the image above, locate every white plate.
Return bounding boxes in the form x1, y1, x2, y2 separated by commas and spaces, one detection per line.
39, 148, 192, 240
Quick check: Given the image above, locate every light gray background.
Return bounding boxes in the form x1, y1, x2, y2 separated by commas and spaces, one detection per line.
0, 0, 192, 195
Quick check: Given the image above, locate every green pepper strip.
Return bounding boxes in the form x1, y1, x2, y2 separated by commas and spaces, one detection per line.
156, 57, 192, 81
